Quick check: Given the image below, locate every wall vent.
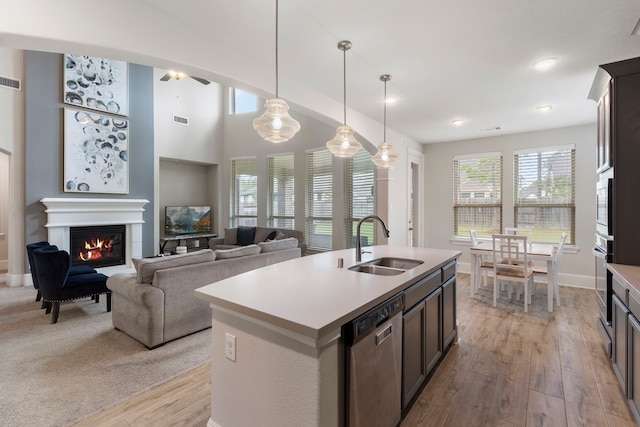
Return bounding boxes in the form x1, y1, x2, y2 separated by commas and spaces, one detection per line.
0, 75, 21, 91
173, 115, 189, 125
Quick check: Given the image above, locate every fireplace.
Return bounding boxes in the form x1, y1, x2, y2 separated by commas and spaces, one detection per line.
41, 198, 149, 274
70, 225, 126, 268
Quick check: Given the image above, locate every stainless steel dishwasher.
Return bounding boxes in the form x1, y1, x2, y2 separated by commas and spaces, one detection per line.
344, 293, 404, 427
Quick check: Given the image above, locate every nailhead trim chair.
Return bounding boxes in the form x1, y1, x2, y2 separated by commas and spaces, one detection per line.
26, 241, 98, 308
32, 245, 111, 324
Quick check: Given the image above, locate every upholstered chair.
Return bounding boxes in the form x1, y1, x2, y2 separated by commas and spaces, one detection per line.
26, 241, 98, 308
32, 246, 111, 324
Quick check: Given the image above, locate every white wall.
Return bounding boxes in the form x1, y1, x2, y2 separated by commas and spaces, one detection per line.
423, 124, 597, 287
153, 68, 224, 249
0, 48, 25, 283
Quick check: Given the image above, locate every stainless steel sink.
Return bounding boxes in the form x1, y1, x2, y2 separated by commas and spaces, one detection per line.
367, 257, 424, 270
348, 257, 423, 276
348, 264, 405, 276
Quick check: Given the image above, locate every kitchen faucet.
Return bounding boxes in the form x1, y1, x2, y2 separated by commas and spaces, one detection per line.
356, 215, 390, 262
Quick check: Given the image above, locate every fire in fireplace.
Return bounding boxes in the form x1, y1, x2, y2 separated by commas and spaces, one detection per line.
70, 225, 126, 268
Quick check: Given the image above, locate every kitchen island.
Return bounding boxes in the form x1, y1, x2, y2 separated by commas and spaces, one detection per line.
195, 245, 460, 427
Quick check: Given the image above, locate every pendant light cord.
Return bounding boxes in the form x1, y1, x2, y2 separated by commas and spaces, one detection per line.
275, 0, 279, 98
343, 47, 347, 125
383, 79, 387, 141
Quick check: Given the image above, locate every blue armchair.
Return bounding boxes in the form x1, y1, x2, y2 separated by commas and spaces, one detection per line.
26, 241, 97, 307
32, 245, 111, 324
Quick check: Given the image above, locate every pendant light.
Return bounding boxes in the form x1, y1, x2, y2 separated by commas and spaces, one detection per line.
253, 0, 300, 143
326, 40, 362, 157
372, 74, 400, 168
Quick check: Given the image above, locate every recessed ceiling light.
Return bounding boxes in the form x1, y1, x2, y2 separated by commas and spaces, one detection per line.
537, 105, 553, 112
451, 119, 465, 126
385, 97, 397, 104
533, 57, 559, 71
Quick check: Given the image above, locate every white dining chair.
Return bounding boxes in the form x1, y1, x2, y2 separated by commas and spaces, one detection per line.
532, 232, 567, 307
492, 234, 534, 312
470, 229, 492, 292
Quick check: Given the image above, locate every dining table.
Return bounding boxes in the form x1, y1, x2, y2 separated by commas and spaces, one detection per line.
469, 240, 557, 312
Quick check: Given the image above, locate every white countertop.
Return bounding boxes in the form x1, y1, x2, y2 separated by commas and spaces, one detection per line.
195, 245, 460, 341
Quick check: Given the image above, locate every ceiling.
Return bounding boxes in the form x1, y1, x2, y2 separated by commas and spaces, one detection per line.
5, 0, 640, 144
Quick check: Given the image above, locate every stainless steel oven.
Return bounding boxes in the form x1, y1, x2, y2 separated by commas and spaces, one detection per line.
594, 232, 614, 356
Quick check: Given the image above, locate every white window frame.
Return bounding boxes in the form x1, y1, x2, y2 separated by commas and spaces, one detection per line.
229, 157, 257, 227
267, 153, 295, 229
305, 148, 333, 251
344, 149, 375, 248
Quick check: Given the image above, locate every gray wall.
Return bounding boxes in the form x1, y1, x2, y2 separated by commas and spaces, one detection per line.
24, 51, 155, 257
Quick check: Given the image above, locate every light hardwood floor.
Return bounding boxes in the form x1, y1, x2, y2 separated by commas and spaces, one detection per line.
76, 273, 638, 427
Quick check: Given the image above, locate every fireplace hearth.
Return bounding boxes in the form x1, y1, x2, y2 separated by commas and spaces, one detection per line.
70, 225, 126, 268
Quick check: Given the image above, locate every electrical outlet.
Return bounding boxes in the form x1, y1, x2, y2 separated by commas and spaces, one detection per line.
225, 333, 236, 362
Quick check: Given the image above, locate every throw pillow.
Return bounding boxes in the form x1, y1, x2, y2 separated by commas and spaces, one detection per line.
223, 228, 238, 245
274, 231, 287, 240
215, 244, 261, 259
265, 230, 277, 241
133, 249, 215, 284
237, 226, 256, 246
258, 237, 298, 253
254, 226, 274, 243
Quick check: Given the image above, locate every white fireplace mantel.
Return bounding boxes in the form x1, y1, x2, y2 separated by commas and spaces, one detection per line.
40, 198, 149, 274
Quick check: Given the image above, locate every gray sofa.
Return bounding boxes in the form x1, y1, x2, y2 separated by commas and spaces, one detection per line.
106, 241, 301, 349
209, 226, 307, 256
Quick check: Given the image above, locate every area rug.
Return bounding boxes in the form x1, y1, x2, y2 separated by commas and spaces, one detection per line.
0, 286, 211, 427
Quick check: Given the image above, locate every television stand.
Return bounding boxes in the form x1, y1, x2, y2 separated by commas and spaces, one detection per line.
159, 233, 217, 254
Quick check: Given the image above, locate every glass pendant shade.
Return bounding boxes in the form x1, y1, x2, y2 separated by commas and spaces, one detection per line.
253, 98, 300, 143
372, 141, 400, 168
326, 125, 362, 157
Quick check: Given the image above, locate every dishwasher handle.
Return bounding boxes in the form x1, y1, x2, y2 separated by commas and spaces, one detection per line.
375, 323, 393, 345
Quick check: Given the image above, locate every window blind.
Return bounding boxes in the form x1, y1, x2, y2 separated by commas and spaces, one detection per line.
230, 157, 257, 227
267, 154, 295, 229
514, 145, 575, 244
453, 153, 502, 238
344, 149, 375, 248
305, 149, 333, 250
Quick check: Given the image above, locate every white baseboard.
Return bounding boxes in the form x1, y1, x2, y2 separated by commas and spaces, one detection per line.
457, 262, 594, 290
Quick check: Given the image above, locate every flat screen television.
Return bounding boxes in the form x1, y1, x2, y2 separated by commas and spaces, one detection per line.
164, 205, 212, 236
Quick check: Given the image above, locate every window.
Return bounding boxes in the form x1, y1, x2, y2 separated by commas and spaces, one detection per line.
514, 145, 575, 244
267, 154, 295, 229
305, 149, 333, 250
230, 158, 257, 227
453, 153, 502, 238
229, 88, 257, 114
345, 149, 375, 248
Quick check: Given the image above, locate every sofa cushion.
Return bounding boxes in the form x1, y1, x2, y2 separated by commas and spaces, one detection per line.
258, 237, 298, 253
274, 231, 288, 240
133, 249, 215, 284
223, 228, 238, 245
254, 227, 275, 243
215, 244, 261, 259
237, 227, 256, 246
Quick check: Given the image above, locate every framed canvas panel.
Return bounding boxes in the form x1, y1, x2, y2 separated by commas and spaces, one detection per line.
63, 54, 129, 116
64, 108, 129, 194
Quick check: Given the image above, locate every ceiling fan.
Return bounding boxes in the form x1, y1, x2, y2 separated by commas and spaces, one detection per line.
160, 70, 211, 85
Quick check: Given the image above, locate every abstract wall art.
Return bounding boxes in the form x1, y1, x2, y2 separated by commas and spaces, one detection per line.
64, 108, 129, 194
63, 54, 129, 116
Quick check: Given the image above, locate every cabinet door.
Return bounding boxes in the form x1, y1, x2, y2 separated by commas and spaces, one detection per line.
596, 86, 612, 172
425, 288, 443, 375
613, 293, 629, 395
402, 301, 426, 409
628, 314, 640, 422
442, 277, 457, 350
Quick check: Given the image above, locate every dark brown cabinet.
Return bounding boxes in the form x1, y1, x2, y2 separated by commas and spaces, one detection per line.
401, 261, 457, 411
613, 292, 629, 395
590, 57, 640, 266
424, 288, 443, 374
402, 301, 426, 407
628, 312, 640, 420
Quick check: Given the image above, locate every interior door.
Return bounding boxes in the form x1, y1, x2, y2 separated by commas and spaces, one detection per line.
408, 150, 423, 247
